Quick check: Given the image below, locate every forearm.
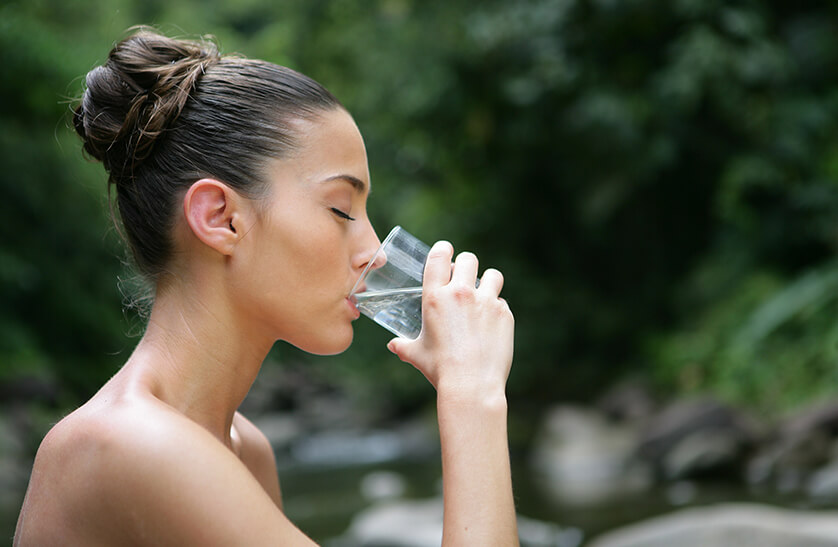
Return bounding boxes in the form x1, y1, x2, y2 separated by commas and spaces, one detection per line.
437, 387, 518, 546
385, 242, 517, 543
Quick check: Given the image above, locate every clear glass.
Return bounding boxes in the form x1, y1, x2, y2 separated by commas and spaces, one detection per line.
350, 226, 429, 339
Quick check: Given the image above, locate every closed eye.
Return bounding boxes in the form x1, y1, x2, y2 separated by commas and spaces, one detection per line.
331, 207, 356, 221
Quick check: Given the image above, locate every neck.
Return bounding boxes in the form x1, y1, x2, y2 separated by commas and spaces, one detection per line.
122, 272, 274, 447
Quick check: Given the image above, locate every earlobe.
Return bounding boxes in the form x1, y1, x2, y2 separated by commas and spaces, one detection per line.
183, 179, 241, 256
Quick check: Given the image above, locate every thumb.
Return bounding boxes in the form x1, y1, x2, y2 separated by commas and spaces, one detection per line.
387, 337, 414, 363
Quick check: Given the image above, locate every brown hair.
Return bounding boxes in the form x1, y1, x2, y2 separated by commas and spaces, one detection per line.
74, 27, 342, 279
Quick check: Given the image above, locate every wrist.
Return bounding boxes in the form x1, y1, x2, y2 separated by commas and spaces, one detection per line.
436, 381, 508, 414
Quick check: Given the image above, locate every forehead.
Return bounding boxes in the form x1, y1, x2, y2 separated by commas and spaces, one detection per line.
277, 109, 371, 193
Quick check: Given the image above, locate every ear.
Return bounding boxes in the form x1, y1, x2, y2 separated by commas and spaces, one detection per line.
182, 179, 246, 256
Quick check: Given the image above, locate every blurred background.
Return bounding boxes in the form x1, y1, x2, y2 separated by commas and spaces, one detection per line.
2, 0, 838, 544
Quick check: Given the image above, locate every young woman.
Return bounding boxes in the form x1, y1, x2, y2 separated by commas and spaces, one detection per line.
14, 28, 517, 546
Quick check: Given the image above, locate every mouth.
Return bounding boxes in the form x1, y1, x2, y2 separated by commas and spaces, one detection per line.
349, 281, 367, 298
346, 297, 361, 319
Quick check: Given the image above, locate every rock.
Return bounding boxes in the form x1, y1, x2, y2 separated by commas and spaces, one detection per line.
516, 515, 584, 547
291, 430, 406, 466
360, 471, 407, 502
339, 498, 582, 547
637, 397, 759, 479
588, 503, 838, 547
531, 406, 651, 506
662, 428, 743, 480
340, 498, 442, 547
0, 456, 26, 518
747, 401, 838, 490
250, 413, 302, 450
0, 424, 29, 532
597, 381, 657, 424
746, 437, 830, 492
289, 421, 436, 466
238, 362, 301, 415
242, 363, 372, 429
299, 392, 366, 430
782, 401, 838, 439
0, 415, 24, 458
664, 481, 697, 506
807, 460, 838, 500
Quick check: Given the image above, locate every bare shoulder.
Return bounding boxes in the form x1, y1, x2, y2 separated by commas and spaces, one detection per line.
16, 398, 308, 546
233, 412, 283, 508
233, 411, 273, 456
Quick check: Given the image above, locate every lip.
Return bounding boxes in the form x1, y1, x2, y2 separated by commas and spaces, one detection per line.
346, 297, 361, 320
350, 281, 367, 296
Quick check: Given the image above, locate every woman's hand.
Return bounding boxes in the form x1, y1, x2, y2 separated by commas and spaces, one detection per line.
387, 241, 514, 401
386, 240, 519, 546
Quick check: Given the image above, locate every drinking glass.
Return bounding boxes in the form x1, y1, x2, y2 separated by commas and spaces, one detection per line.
349, 226, 429, 339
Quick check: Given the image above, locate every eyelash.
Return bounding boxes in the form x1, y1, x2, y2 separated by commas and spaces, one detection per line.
331, 207, 356, 222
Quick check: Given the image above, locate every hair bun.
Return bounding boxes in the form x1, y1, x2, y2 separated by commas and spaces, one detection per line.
74, 28, 220, 182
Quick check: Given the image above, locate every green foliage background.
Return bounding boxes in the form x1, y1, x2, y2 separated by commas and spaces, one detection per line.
2, 0, 838, 420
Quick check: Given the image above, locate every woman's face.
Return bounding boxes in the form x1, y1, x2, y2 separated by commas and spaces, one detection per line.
231, 108, 380, 354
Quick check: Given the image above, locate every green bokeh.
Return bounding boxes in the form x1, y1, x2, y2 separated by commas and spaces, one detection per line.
2, 0, 838, 420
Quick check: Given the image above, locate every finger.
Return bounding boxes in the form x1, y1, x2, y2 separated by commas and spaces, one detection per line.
387, 337, 405, 358
452, 251, 479, 286
477, 267, 504, 296
387, 337, 416, 364
423, 241, 454, 289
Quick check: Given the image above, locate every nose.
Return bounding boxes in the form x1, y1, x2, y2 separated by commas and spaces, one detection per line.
352, 219, 384, 272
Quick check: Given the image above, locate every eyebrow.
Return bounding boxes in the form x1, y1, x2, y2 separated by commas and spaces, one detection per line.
323, 174, 369, 194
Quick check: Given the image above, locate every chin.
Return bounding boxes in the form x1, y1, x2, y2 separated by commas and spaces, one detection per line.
292, 326, 354, 356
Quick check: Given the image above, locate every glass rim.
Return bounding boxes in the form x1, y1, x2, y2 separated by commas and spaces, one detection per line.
349, 225, 402, 297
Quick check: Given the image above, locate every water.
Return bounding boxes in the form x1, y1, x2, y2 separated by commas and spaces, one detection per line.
353, 287, 423, 339
280, 457, 826, 546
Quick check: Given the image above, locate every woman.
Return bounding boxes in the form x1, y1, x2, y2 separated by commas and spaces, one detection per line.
14, 28, 517, 546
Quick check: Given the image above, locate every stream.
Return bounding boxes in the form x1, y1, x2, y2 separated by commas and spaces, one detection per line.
279, 454, 828, 545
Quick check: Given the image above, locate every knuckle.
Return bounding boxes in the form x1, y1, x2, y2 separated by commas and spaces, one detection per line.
423, 290, 443, 309
451, 285, 474, 302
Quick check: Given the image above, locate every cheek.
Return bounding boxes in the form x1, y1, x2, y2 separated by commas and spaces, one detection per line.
252, 211, 343, 297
